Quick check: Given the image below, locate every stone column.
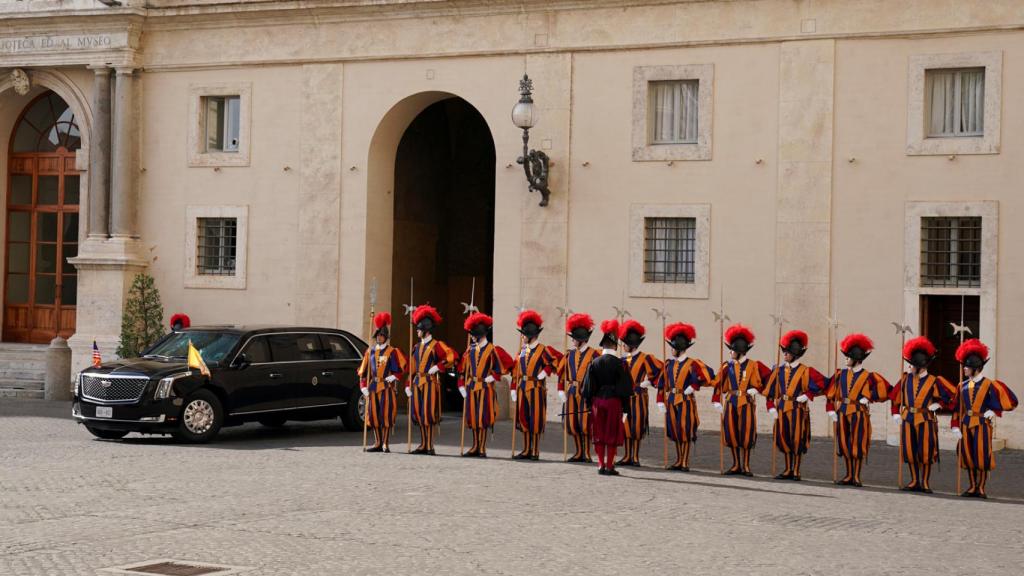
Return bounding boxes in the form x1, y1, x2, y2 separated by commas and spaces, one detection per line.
88, 66, 111, 239
111, 67, 136, 239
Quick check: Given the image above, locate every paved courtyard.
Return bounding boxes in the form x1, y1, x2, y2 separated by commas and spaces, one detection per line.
2, 400, 1023, 576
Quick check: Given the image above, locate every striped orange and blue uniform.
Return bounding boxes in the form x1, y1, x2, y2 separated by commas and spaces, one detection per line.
458, 342, 510, 431
512, 343, 562, 435
622, 352, 664, 441
823, 368, 890, 459
358, 345, 407, 431
891, 372, 956, 465
712, 359, 770, 449
410, 338, 456, 427
765, 363, 826, 456
656, 356, 714, 443
557, 346, 599, 457
951, 377, 1018, 472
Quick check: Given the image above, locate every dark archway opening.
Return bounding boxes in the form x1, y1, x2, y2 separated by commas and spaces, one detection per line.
391, 97, 495, 397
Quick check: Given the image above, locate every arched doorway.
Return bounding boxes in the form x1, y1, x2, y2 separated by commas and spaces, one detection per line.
4, 91, 80, 343
390, 97, 496, 363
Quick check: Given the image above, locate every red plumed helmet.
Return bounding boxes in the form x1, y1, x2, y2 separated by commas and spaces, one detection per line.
955, 339, 989, 364
565, 313, 594, 333
373, 312, 392, 330
664, 322, 696, 342
600, 319, 620, 335
618, 319, 646, 340
903, 336, 936, 361
780, 330, 808, 349
840, 333, 874, 354
170, 313, 191, 330
517, 309, 544, 329
412, 305, 442, 326
724, 324, 755, 346
464, 312, 493, 332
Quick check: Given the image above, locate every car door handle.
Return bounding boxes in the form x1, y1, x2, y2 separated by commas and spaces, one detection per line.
321, 371, 334, 377
269, 372, 283, 379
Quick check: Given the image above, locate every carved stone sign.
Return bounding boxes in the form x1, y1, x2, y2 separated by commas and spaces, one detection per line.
0, 33, 125, 55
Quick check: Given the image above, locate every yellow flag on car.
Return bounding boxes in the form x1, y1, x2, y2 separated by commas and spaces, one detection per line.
188, 340, 210, 377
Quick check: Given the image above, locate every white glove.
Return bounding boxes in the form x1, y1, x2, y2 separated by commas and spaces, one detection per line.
713, 402, 723, 414
858, 397, 869, 406
622, 414, 628, 423
360, 387, 370, 397
640, 379, 652, 390
511, 390, 518, 403
404, 386, 412, 398
683, 386, 695, 396
458, 386, 467, 398
768, 407, 778, 420
827, 411, 838, 422
952, 427, 962, 440
485, 375, 495, 384
657, 402, 666, 414
984, 409, 996, 420
928, 402, 941, 412
537, 370, 548, 381
796, 394, 809, 404
428, 365, 440, 376
892, 414, 901, 425
385, 375, 398, 384
746, 388, 759, 397
558, 391, 567, 403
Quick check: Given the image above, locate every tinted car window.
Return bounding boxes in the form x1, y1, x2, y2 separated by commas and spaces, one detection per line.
144, 331, 241, 365
240, 336, 271, 364
268, 333, 324, 362
323, 334, 359, 360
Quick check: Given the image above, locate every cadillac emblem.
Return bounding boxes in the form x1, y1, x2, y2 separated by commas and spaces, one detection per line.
100, 380, 112, 388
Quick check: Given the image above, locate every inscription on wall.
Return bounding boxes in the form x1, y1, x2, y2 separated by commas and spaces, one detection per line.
0, 33, 124, 55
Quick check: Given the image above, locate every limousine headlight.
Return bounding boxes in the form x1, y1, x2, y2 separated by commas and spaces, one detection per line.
155, 372, 192, 400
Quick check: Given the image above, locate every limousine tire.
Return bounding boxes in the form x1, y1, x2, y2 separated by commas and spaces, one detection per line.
173, 389, 223, 443
340, 388, 364, 432
85, 426, 129, 440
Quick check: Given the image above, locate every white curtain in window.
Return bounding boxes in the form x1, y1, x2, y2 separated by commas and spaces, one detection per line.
651, 81, 699, 144
928, 68, 984, 136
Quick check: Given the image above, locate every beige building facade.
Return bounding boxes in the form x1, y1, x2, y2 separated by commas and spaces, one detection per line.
1, 0, 1022, 447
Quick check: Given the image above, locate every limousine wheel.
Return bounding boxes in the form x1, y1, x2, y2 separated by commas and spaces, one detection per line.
173, 389, 223, 443
340, 387, 364, 432
84, 426, 129, 440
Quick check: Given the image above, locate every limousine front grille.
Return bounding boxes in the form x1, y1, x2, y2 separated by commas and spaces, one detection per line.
80, 375, 150, 404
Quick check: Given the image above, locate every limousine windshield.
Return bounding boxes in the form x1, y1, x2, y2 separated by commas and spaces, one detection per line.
143, 331, 241, 365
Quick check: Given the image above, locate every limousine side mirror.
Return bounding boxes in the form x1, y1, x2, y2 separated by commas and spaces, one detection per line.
232, 354, 251, 370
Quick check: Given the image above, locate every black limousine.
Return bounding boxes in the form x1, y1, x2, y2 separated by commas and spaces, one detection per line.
72, 326, 368, 442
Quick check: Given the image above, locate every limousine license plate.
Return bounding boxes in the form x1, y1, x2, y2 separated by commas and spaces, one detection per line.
95, 406, 113, 418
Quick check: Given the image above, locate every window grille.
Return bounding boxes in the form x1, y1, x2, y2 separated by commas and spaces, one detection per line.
921, 216, 981, 288
196, 217, 237, 276
644, 217, 696, 283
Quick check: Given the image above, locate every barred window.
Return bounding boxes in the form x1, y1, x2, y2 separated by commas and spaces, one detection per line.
196, 217, 237, 276
921, 216, 981, 288
644, 217, 695, 283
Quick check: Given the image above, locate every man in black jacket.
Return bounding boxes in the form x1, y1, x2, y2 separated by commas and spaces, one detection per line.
582, 319, 633, 476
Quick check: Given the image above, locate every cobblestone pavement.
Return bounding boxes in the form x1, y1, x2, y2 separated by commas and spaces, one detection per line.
2, 400, 1023, 576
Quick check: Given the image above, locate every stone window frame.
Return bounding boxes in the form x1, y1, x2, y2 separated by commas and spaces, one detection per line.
632, 64, 714, 162
185, 205, 248, 290
187, 82, 252, 167
906, 51, 1001, 156
629, 203, 710, 299
903, 201, 998, 376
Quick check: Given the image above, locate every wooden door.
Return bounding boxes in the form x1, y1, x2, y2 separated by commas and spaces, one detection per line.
4, 92, 80, 343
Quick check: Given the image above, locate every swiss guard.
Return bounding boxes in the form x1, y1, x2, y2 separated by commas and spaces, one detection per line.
407, 305, 456, 455
511, 310, 562, 460
618, 320, 664, 467
655, 322, 713, 471
890, 336, 956, 493
712, 324, 770, 476
557, 313, 599, 462
581, 319, 634, 475
951, 339, 1019, 498
358, 312, 407, 453
458, 313, 513, 457
824, 333, 890, 487
764, 330, 826, 481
